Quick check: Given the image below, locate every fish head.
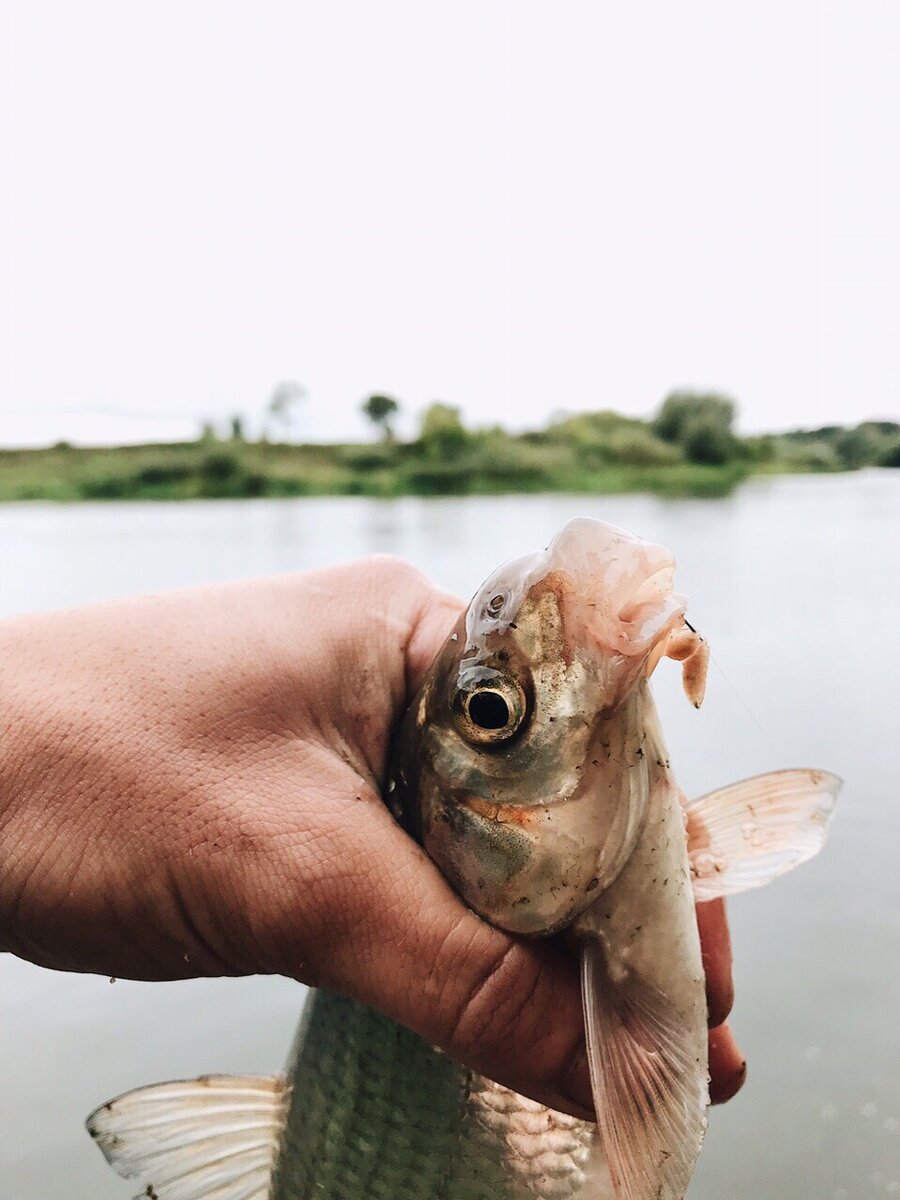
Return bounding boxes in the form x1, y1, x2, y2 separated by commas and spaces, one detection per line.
391, 517, 690, 935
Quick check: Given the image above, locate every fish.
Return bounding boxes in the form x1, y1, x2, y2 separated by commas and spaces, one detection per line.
86, 517, 840, 1200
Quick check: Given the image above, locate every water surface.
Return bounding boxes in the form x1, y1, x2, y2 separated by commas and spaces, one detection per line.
1, 472, 898, 1198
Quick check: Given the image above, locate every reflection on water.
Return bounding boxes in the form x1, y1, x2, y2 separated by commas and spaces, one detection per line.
1, 472, 898, 1199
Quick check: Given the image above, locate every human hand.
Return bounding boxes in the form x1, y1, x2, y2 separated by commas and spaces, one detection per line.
0, 558, 743, 1117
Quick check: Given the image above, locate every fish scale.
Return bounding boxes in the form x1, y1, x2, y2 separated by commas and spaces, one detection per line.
272, 988, 590, 1200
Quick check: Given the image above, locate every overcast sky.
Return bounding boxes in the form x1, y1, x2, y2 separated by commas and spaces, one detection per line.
1, 1, 898, 446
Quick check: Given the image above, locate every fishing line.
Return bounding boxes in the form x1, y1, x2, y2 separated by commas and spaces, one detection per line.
686, 619, 768, 737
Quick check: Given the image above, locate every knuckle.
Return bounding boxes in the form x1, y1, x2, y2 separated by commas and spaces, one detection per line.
438, 931, 544, 1068
367, 554, 430, 591
434, 932, 585, 1108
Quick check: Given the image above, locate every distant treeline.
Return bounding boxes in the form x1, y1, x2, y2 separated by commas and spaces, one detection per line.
1, 391, 898, 503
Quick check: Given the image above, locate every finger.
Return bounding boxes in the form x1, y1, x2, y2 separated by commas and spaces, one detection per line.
405, 589, 464, 696
708, 1021, 747, 1103
697, 898, 734, 1028
331, 810, 594, 1118
250, 788, 594, 1121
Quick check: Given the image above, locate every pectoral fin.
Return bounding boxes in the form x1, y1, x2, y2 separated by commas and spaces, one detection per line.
86, 1074, 288, 1200
580, 939, 708, 1200
686, 769, 841, 901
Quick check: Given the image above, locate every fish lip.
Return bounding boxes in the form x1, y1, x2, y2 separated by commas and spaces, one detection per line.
543, 519, 687, 659
465, 518, 688, 669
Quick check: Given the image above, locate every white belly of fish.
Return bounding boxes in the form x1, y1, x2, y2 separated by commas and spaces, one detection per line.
469, 1078, 613, 1200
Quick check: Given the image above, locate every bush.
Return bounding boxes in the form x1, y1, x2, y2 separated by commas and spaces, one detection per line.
402, 460, 476, 494
337, 444, 396, 472
77, 473, 131, 499
774, 439, 840, 471
835, 425, 881, 469
742, 435, 775, 464
263, 475, 312, 497
136, 463, 192, 486
653, 391, 737, 461
418, 404, 471, 460
545, 412, 680, 469
598, 429, 681, 467
681, 415, 736, 466
199, 450, 242, 484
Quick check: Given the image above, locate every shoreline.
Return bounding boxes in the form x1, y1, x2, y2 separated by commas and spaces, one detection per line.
1, 439, 892, 504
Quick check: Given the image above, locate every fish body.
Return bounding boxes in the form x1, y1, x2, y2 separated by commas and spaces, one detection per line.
270, 989, 610, 1200
87, 519, 839, 1200
390, 520, 712, 1199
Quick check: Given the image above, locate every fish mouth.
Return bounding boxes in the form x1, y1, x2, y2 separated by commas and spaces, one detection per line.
543, 518, 687, 659
466, 517, 688, 667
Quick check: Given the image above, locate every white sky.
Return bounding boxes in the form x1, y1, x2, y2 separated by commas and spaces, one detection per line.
1, 0, 898, 447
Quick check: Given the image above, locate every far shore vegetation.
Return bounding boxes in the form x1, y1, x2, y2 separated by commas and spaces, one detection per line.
2, 389, 898, 503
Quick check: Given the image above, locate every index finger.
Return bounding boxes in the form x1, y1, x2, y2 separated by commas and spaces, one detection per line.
697, 897, 734, 1029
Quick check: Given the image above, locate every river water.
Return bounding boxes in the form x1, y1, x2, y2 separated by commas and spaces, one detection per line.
0, 471, 897, 1199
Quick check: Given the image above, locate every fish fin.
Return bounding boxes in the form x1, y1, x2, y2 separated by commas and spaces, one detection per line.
685, 768, 841, 901
86, 1074, 288, 1200
580, 940, 708, 1200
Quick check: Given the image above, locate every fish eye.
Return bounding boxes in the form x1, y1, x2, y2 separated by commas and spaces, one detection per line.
467, 689, 511, 730
454, 672, 528, 745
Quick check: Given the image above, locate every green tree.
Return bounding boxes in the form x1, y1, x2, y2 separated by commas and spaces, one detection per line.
229, 415, 245, 441
266, 381, 308, 442
652, 391, 738, 464
680, 414, 734, 465
419, 403, 470, 460
742, 434, 775, 464
361, 394, 400, 441
835, 424, 880, 469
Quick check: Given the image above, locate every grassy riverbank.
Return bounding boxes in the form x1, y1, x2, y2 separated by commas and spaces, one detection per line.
2, 398, 897, 502
0, 439, 749, 502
